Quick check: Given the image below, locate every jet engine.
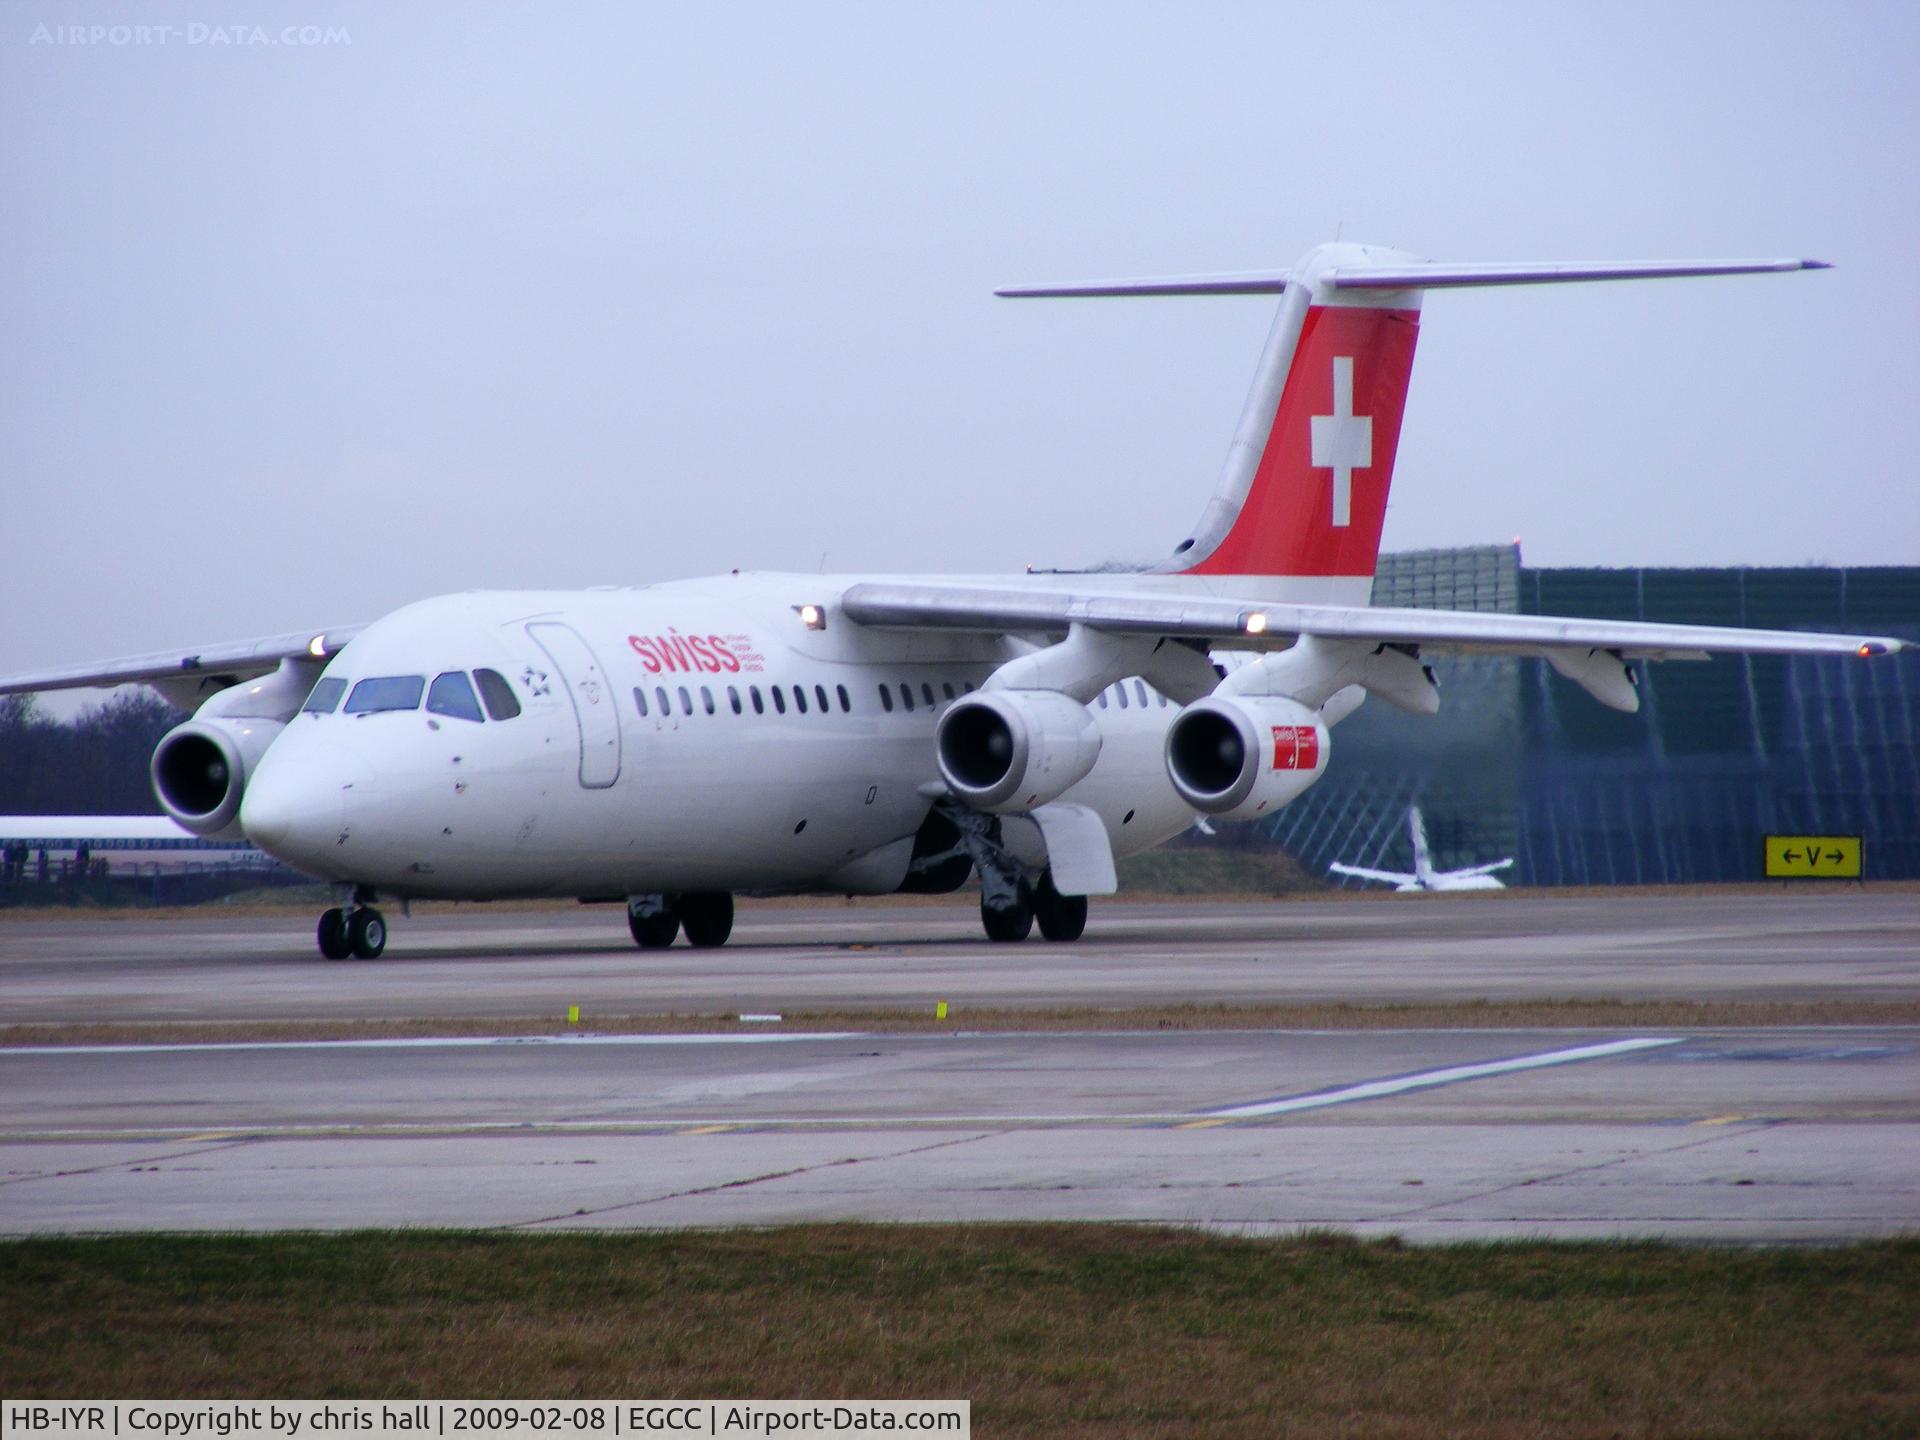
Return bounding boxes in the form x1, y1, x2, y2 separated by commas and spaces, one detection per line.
150, 717, 284, 840
148, 657, 321, 840
1164, 695, 1330, 821
935, 689, 1101, 814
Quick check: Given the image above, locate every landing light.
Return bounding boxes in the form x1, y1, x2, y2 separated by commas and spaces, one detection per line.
1242, 611, 1269, 637
796, 604, 827, 631
307, 633, 330, 659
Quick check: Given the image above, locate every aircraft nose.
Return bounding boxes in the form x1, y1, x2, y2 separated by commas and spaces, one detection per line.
239, 739, 360, 873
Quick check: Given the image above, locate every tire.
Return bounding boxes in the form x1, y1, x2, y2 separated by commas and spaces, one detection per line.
981, 895, 1033, 942
317, 908, 351, 960
678, 891, 735, 948
1033, 874, 1088, 943
347, 907, 387, 960
629, 906, 680, 949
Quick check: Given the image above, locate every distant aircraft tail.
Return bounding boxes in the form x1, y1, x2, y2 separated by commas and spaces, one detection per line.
999, 249, 1826, 595
1408, 805, 1434, 886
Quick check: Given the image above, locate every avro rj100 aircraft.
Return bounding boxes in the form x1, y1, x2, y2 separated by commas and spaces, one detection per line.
2, 244, 1904, 958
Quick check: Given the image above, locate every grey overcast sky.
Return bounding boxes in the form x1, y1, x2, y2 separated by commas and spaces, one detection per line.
3, 0, 1917, 686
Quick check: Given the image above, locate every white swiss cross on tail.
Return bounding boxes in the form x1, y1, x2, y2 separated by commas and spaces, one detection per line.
1310, 355, 1372, 528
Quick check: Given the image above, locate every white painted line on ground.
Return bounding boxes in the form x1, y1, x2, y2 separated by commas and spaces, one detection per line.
0, 1032, 861, 1057
1208, 1036, 1684, 1118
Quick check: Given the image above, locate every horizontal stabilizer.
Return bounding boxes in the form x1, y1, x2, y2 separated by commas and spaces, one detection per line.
996, 271, 1290, 298
995, 258, 1828, 299
1327, 258, 1829, 290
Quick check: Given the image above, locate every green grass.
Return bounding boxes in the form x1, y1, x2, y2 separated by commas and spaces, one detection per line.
3, 1228, 1916, 1437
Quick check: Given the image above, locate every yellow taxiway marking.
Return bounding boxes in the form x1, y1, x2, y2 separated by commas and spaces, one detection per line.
681, 1124, 738, 1136
1695, 1114, 1752, 1126
1177, 1118, 1231, 1130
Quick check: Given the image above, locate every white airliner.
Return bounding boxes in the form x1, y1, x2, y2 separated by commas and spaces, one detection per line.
1329, 806, 1512, 892
1, 243, 1904, 959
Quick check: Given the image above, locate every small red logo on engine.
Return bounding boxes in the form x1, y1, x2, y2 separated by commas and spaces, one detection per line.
1272, 725, 1319, 771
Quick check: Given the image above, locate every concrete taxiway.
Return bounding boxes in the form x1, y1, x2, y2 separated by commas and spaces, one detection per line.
4, 1024, 1917, 1241
2, 892, 1916, 1024
2, 894, 1915, 1241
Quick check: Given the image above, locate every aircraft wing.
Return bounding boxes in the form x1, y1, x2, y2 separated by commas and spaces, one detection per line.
0, 625, 363, 697
1446, 859, 1515, 879
839, 583, 1905, 661
1327, 863, 1417, 885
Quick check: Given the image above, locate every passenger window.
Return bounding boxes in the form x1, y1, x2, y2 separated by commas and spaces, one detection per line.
427, 671, 485, 723
655, 686, 671, 716
302, 677, 347, 714
345, 675, 425, 714
1135, 681, 1150, 707
794, 686, 808, 714
677, 686, 692, 716
474, 669, 522, 721
700, 686, 715, 715
879, 685, 894, 713
836, 684, 851, 713
633, 687, 649, 718
900, 684, 915, 713
772, 687, 787, 715
750, 686, 765, 715
1116, 684, 1129, 709
1097, 689, 1109, 709
921, 683, 936, 708
728, 686, 742, 715
941, 682, 956, 701
815, 684, 829, 713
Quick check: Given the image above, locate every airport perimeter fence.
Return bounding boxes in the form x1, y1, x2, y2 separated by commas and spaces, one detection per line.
1255, 551, 1920, 886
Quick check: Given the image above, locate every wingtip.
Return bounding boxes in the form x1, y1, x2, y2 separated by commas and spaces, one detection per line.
1801, 259, 1834, 270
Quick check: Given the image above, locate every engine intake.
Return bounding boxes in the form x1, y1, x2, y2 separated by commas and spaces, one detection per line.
150, 717, 283, 839
935, 690, 1101, 814
1165, 695, 1329, 820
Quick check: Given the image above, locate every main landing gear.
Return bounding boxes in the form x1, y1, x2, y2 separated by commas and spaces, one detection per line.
317, 890, 387, 960
628, 892, 735, 949
979, 869, 1088, 944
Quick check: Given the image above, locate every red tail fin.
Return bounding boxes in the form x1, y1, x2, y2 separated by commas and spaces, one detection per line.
1181, 302, 1419, 578
996, 244, 1824, 584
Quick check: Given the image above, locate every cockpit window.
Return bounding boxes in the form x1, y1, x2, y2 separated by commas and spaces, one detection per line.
302, 677, 347, 714
344, 675, 425, 714
427, 671, 485, 723
474, 668, 521, 721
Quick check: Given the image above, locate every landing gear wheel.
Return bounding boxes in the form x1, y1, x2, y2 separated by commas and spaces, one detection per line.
981, 894, 1034, 943
678, 891, 735, 948
317, 908, 351, 960
347, 907, 387, 960
1033, 873, 1088, 943
629, 906, 680, 949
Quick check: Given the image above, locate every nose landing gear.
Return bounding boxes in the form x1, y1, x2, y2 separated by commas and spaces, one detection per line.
318, 889, 387, 960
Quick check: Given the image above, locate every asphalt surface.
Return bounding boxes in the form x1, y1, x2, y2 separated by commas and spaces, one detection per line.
2, 894, 1916, 1241
1, 892, 1916, 1023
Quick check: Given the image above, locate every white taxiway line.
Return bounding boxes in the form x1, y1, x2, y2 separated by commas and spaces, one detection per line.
1206, 1036, 1684, 1118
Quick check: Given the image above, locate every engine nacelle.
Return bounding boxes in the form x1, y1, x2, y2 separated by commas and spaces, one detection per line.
149, 716, 285, 840
935, 689, 1102, 814
1165, 695, 1330, 821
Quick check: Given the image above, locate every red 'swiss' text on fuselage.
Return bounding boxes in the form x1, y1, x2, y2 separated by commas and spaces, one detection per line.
628, 629, 765, 674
